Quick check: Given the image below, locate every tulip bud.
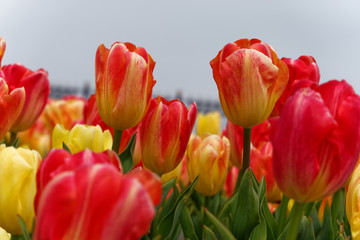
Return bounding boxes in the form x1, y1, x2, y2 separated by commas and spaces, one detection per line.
52, 124, 113, 154
0, 37, 5, 67
187, 134, 230, 196
196, 111, 221, 136
272, 80, 360, 202
0, 78, 25, 140
210, 38, 289, 128
95, 42, 156, 130
0, 144, 41, 234
140, 96, 197, 175
2, 63, 50, 132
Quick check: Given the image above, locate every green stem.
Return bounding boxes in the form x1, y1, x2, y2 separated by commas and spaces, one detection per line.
112, 129, 123, 154
204, 196, 212, 227
9, 132, 17, 146
286, 201, 306, 240
235, 127, 252, 188
276, 195, 290, 236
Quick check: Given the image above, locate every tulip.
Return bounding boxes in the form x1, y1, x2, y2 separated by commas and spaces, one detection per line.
250, 142, 282, 202
223, 166, 239, 197
0, 227, 10, 240
0, 144, 41, 234
2, 63, 50, 132
272, 80, 360, 202
34, 164, 159, 240
0, 37, 5, 67
196, 111, 221, 136
52, 124, 112, 154
271, 55, 320, 116
35, 149, 121, 211
0, 78, 25, 140
95, 42, 156, 131
140, 96, 197, 175
42, 96, 86, 130
346, 163, 360, 240
187, 134, 230, 196
161, 157, 185, 184
210, 38, 289, 128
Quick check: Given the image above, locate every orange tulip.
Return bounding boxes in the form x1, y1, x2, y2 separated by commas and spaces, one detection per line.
210, 38, 288, 128
0, 37, 5, 67
95, 42, 156, 130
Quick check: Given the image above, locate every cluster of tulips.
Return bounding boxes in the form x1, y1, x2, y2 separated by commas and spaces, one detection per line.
0, 36, 359, 240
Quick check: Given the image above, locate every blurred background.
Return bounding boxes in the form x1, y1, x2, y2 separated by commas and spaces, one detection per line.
1, 0, 359, 105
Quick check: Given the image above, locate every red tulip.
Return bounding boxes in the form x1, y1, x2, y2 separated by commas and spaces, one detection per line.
0, 37, 5, 67
84, 94, 113, 134
34, 149, 121, 211
0, 78, 25, 139
210, 38, 289, 128
272, 80, 360, 202
33, 164, 158, 240
140, 96, 197, 175
271, 55, 320, 116
95, 42, 156, 130
2, 63, 50, 132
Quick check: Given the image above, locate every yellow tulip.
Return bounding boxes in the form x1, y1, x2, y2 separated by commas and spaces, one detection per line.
0, 227, 10, 240
196, 111, 221, 136
346, 163, 360, 240
187, 134, 230, 196
0, 145, 41, 234
52, 124, 112, 154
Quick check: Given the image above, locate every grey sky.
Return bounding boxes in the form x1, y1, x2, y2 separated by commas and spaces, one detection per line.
1, 0, 359, 101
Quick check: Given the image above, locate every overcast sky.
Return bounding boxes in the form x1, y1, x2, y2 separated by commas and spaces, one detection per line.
1, 0, 359, 100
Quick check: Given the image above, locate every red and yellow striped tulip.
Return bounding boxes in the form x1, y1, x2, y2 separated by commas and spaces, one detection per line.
187, 134, 230, 196
2, 63, 50, 132
272, 80, 360, 202
0, 78, 25, 140
140, 96, 197, 175
95, 42, 156, 130
210, 38, 289, 128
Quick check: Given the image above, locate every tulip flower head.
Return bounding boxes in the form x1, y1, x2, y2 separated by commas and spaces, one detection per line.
272, 80, 360, 202
196, 111, 221, 136
0, 78, 25, 140
210, 38, 289, 128
0, 145, 41, 234
346, 163, 360, 240
140, 96, 197, 175
2, 63, 50, 132
95, 42, 156, 131
52, 124, 113, 154
187, 134, 230, 196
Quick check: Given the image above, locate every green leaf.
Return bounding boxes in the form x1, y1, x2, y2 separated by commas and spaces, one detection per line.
202, 225, 218, 240
217, 189, 238, 221
13, 138, 20, 148
249, 220, 267, 240
180, 205, 199, 240
159, 178, 176, 210
317, 202, 334, 240
231, 169, 259, 239
309, 208, 321, 237
156, 177, 199, 240
297, 216, 315, 240
118, 132, 136, 173
62, 142, 71, 153
17, 215, 31, 240
331, 187, 345, 233
205, 209, 236, 240
275, 195, 289, 237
